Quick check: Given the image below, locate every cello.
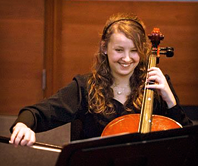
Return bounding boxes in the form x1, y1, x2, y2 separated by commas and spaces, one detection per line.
101, 28, 182, 137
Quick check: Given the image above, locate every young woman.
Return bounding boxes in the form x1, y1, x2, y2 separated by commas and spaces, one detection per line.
10, 13, 192, 146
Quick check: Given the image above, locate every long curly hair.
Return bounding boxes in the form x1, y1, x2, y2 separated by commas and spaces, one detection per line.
88, 13, 151, 114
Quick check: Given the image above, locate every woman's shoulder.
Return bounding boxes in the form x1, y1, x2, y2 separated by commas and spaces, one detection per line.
73, 73, 91, 87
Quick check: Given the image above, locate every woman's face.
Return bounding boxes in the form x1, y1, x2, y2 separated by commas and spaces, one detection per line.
106, 32, 140, 79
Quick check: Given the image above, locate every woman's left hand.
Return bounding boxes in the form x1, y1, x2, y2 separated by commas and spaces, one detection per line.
146, 67, 176, 108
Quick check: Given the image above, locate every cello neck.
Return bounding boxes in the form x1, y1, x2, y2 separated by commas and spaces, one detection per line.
138, 28, 163, 134
138, 53, 157, 133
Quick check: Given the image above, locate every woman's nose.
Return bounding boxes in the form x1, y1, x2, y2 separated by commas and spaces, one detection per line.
122, 52, 131, 62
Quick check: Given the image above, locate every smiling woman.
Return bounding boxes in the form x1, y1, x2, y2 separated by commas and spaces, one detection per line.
88, 13, 149, 114
107, 32, 140, 80
105, 31, 141, 104
9, 13, 192, 147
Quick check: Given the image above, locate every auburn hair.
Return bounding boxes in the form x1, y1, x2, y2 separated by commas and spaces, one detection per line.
88, 13, 151, 114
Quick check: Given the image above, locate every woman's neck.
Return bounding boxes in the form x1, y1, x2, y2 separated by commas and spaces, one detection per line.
113, 75, 130, 87
112, 75, 131, 104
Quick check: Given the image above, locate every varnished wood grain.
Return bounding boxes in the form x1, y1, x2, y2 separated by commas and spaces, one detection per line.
50, 1, 198, 105
0, 0, 44, 115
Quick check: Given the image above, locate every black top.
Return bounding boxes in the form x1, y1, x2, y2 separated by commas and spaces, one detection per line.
11, 74, 192, 140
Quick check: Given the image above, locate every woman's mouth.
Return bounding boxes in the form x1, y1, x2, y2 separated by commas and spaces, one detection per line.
119, 63, 131, 68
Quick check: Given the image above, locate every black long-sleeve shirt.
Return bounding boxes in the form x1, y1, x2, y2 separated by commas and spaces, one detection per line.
11, 74, 192, 140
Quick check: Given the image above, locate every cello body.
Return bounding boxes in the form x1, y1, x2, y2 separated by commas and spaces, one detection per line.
101, 114, 182, 137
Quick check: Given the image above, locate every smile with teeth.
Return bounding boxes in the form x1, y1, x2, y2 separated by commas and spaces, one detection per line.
119, 63, 131, 67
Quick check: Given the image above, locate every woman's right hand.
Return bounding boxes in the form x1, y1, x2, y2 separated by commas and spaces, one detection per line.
10, 122, 36, 147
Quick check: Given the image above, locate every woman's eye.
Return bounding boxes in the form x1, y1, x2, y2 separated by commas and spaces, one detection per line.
115, 49, 123, 52
131, 49, 137, 52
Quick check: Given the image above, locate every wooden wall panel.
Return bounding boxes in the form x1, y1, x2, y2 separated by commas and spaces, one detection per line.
0, 0, 44, 115
51, 1, 198, 106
